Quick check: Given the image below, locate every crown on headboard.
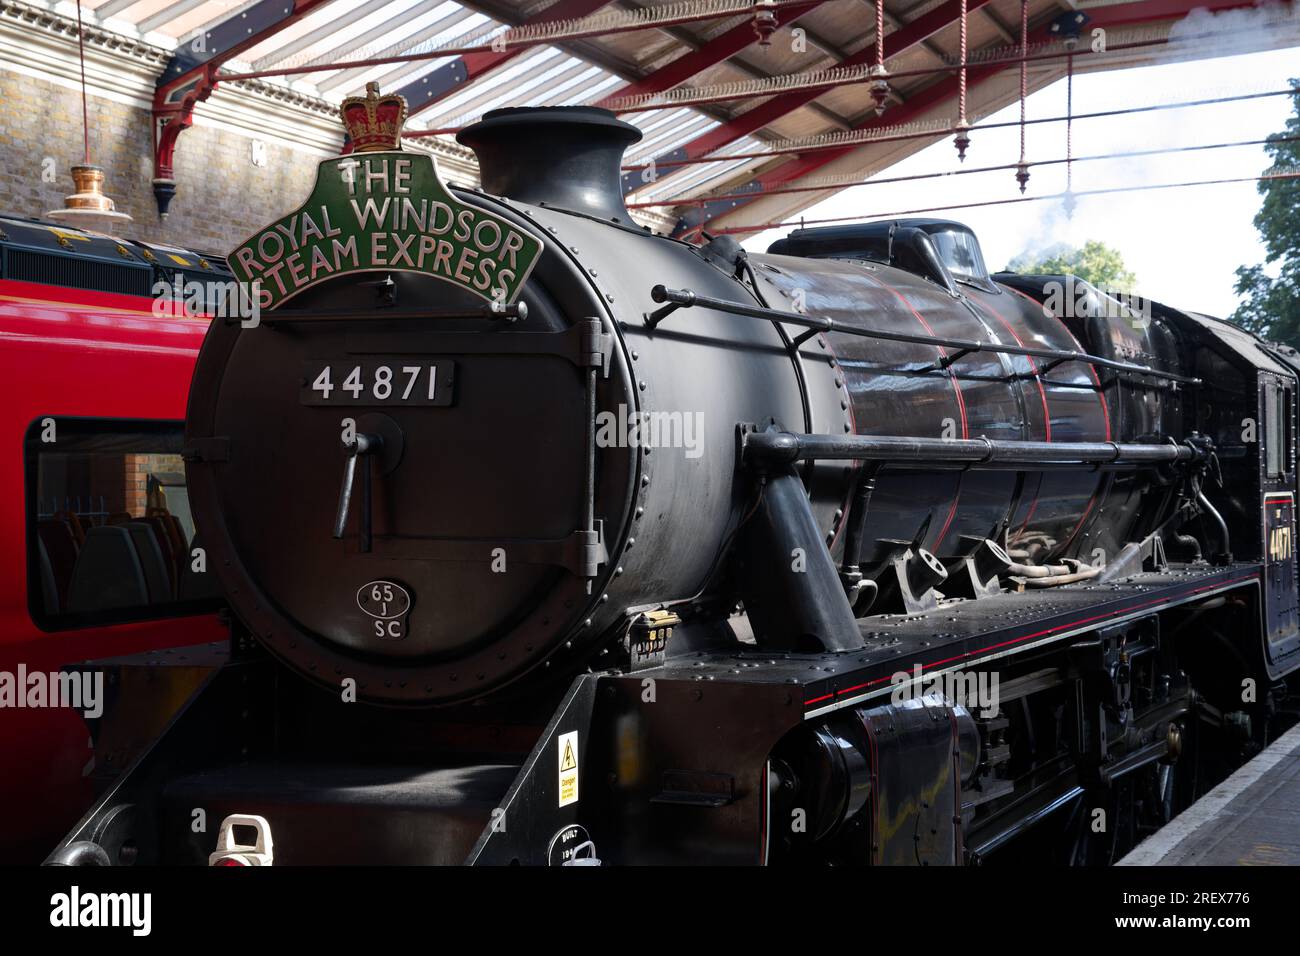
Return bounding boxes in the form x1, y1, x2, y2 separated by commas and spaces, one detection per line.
341, 82, 408, 152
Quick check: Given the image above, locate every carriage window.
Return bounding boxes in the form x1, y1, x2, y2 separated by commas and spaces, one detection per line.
25, 418, 222, 631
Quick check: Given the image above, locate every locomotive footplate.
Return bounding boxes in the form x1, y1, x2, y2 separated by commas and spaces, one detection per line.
642, 562, 1262, 720
571, 562, 1265, 864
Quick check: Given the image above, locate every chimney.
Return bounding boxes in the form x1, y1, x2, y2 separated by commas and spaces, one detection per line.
457, 106, 642, 228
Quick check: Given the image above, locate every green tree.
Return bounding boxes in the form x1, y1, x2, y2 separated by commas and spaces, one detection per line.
1231, 79, 1300, 347
1006, 239, 1137, 290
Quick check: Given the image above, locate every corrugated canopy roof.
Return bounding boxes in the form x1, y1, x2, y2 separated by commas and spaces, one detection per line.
49, 0, 1300, 233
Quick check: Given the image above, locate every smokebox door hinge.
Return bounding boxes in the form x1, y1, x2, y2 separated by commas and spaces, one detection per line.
569, 519, 608, 578
580, 318, 613, 378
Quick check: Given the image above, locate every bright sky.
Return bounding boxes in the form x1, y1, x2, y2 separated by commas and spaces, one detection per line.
742, 44, 1300, 319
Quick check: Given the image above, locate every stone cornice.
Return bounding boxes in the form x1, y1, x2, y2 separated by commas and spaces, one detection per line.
2, 0, 168, 68
0, 1, 478, 169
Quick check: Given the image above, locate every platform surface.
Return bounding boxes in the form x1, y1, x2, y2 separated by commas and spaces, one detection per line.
1119, 722, 1300, 865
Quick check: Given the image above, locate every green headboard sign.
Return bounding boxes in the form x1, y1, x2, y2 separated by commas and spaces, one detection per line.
229, 151, 543, 310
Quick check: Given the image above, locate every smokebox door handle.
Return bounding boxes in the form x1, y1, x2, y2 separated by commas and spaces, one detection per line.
333, 433, 382, 552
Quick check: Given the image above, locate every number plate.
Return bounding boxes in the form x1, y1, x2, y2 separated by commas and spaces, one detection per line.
300, 358, 455, 406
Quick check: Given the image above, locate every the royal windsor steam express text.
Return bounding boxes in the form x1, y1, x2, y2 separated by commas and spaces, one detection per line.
230, 155, 537, 308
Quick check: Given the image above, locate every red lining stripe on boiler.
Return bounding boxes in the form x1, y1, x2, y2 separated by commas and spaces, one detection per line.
1002, 285, 1111, 441
1002, 284, 1112, 545
966, 296, 1052, 442
969, 293, 1050, 539
862, 274, 967, 551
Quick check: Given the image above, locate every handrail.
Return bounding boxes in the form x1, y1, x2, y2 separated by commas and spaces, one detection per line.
645, 285, 1200, 387
741, 429, 1206, 472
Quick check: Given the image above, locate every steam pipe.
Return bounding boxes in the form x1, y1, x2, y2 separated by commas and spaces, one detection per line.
841, 462, 882, 577
740, 466, 863, 653
1195, 485, 1232, 564
1019, 566, 1102, 587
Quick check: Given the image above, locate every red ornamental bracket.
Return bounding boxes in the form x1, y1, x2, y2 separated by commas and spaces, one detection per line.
149, 0, 334, 219
152, 66, 218, 219
149, 0, 619, 216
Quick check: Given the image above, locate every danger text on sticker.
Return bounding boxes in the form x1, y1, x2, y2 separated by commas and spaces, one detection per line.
228, 153, 543, 310
558, 730, 579, 808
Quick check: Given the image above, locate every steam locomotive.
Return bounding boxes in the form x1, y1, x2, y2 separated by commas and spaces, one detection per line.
48, 103, 1300, 866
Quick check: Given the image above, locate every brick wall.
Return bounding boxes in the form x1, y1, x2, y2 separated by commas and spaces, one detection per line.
123, 452, 181, 515
123, 454, 148, 517
0, 70, 333, 256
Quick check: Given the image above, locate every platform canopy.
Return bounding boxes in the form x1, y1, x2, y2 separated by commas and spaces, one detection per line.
63, 0, 1300, 234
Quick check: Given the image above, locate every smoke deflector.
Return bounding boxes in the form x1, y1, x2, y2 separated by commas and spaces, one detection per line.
457, 106, 643, 228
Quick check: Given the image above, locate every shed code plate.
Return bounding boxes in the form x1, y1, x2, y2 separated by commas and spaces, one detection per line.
301, 358, 455, 406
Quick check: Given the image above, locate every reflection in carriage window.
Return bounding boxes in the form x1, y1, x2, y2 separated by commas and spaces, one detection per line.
27, 419, 221, 629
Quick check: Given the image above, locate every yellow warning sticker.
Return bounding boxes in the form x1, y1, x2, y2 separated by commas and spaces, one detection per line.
558, 730, 579, 807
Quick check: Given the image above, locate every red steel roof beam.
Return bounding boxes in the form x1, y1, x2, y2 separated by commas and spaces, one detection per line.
403, 0, 617, 118
152, 0, 335, 217
593, 0, 827, 107
700, 0, 1276, 234
627, 0, 997, 188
